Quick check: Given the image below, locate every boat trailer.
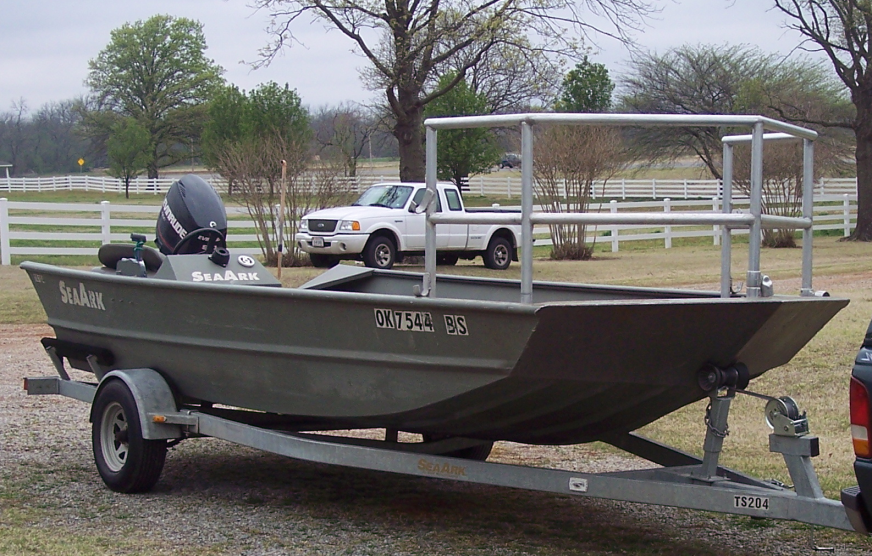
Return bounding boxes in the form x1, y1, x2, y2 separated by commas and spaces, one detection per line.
24, 346, 867, 535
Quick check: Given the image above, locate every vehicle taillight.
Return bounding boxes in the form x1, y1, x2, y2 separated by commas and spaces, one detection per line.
851, 377, 872, 458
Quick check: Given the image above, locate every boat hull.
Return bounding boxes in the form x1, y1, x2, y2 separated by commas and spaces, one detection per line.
23, 262, 847, 445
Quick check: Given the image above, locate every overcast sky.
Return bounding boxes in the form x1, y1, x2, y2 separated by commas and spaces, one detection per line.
0, 0, 816, 114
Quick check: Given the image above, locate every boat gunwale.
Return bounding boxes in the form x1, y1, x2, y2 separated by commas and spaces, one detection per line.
20, 261, 847, 314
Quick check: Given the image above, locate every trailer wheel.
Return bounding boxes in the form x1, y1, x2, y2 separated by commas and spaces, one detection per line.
422, 434, 493, 461
483, 236, 511, 270
92, 380, 167, 493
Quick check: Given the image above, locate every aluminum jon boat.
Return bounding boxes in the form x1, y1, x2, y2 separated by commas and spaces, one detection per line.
21, 113, 847, 447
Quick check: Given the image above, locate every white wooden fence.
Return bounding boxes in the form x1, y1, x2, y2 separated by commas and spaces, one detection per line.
0, 195, 857, 265
0, 174, 860, 200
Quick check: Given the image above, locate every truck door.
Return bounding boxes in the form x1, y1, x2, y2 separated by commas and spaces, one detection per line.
444, 187, 469, 249
405, 188, 444, 250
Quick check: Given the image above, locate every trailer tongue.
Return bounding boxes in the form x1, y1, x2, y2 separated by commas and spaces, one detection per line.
20, 113, 872, 535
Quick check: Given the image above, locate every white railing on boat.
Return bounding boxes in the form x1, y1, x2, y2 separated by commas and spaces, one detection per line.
424, 113, 824, 302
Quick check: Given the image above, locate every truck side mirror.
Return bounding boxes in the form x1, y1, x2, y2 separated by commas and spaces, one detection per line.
408, 201, 418, 213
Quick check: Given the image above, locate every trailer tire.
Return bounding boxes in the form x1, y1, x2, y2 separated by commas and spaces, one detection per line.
92, 380, 167, 493
422, 434, 493, 461
484, 236, 512, 270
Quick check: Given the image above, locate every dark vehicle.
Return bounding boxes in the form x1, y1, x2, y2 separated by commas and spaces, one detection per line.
844, 320, 872, 532
500, 153, 521, 169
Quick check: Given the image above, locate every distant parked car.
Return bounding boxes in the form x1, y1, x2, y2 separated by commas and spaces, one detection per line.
500, 153, 521, 169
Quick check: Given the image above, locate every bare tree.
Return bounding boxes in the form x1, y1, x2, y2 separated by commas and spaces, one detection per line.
214, 134, 355, 266
214, 135, 308, 266
312, 103, 378, 177
772, 0, 872, 240
619, 44, 851, 180
733, 143, 806, 248
534, 126, 625, 259
5, 100, 30, 176
253, 0, 656, 182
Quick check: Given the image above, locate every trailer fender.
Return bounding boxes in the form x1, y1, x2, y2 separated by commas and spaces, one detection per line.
90, 369, 182, 440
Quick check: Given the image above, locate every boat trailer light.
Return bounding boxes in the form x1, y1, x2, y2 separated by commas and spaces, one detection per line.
851, 377, 872, 458
152, 415, 167, 424
697, 363, 750, 392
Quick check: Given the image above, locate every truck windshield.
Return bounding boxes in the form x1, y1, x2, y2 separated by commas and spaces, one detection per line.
353, 185, 413, 209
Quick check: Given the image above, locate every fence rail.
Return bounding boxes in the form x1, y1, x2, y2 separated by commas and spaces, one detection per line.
0, 174, 860, 200
0, 195, 858, 265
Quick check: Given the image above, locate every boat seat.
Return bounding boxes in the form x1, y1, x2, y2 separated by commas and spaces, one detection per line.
98, 243, 164, 272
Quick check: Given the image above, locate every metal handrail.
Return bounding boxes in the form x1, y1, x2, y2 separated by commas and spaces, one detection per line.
423, 114, 819, 303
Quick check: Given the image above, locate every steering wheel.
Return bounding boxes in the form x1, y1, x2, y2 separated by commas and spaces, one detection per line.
171, 227, 227, 255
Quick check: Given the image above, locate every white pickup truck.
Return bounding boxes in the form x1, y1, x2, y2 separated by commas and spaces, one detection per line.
295, 182, 522, 270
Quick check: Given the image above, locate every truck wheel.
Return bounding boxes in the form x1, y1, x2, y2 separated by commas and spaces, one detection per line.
484, 237, 512, 270
363, 236, 396, 269
309, 254, 338, 268
92, 380, 167, 493
437, 253, 459, 266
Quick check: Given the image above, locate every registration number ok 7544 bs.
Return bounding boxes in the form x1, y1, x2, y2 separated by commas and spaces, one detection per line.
374, 309, 434, 332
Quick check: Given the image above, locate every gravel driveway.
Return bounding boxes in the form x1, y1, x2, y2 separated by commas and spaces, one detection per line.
1, 324, 870, 555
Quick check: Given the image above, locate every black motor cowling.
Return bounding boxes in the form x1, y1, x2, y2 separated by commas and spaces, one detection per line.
155, 175, 227, 255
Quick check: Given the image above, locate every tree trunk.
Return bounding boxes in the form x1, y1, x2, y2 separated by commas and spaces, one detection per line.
393, 101, 425, 183
851, 124, 872, 240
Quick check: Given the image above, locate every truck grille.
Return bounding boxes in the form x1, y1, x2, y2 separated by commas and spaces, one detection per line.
308, 219, 337, 232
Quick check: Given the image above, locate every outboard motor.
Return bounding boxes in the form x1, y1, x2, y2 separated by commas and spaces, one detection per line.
155, 175, 228, 255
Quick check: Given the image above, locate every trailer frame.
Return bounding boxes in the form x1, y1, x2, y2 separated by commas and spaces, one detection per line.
24, 346, 868, 534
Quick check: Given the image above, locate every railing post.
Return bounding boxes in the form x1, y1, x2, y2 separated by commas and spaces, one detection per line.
652, 178, 656, 199
610, 200, 619, 252
844, 194, 851, 237
664, 198, 672, 248
101, 201, 111, 245
683, 178, 688, 199
621, 178, 626, 200
0, 198, 9, 265
506, 176, 511, 199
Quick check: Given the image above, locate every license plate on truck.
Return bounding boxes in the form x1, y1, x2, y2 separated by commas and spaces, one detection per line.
313, 237, 324, 247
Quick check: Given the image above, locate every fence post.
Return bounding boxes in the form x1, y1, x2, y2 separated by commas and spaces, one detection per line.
652, 179, 656, 199
712, 197, 720, 246
610, 200, 619, 252
844, 194, 851, 237
621, 178, 626, 200
820, 177, 826, 197
683, 179, 688, 199
101, 201, 111, 245
480, 176, 484, 196
664, 198, 672, 248
507, 176, 511, 199
0, 198, 9, 265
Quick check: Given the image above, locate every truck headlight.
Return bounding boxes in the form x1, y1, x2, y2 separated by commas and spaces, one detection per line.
299, 219, 308, 232
339, 220, 360, 231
